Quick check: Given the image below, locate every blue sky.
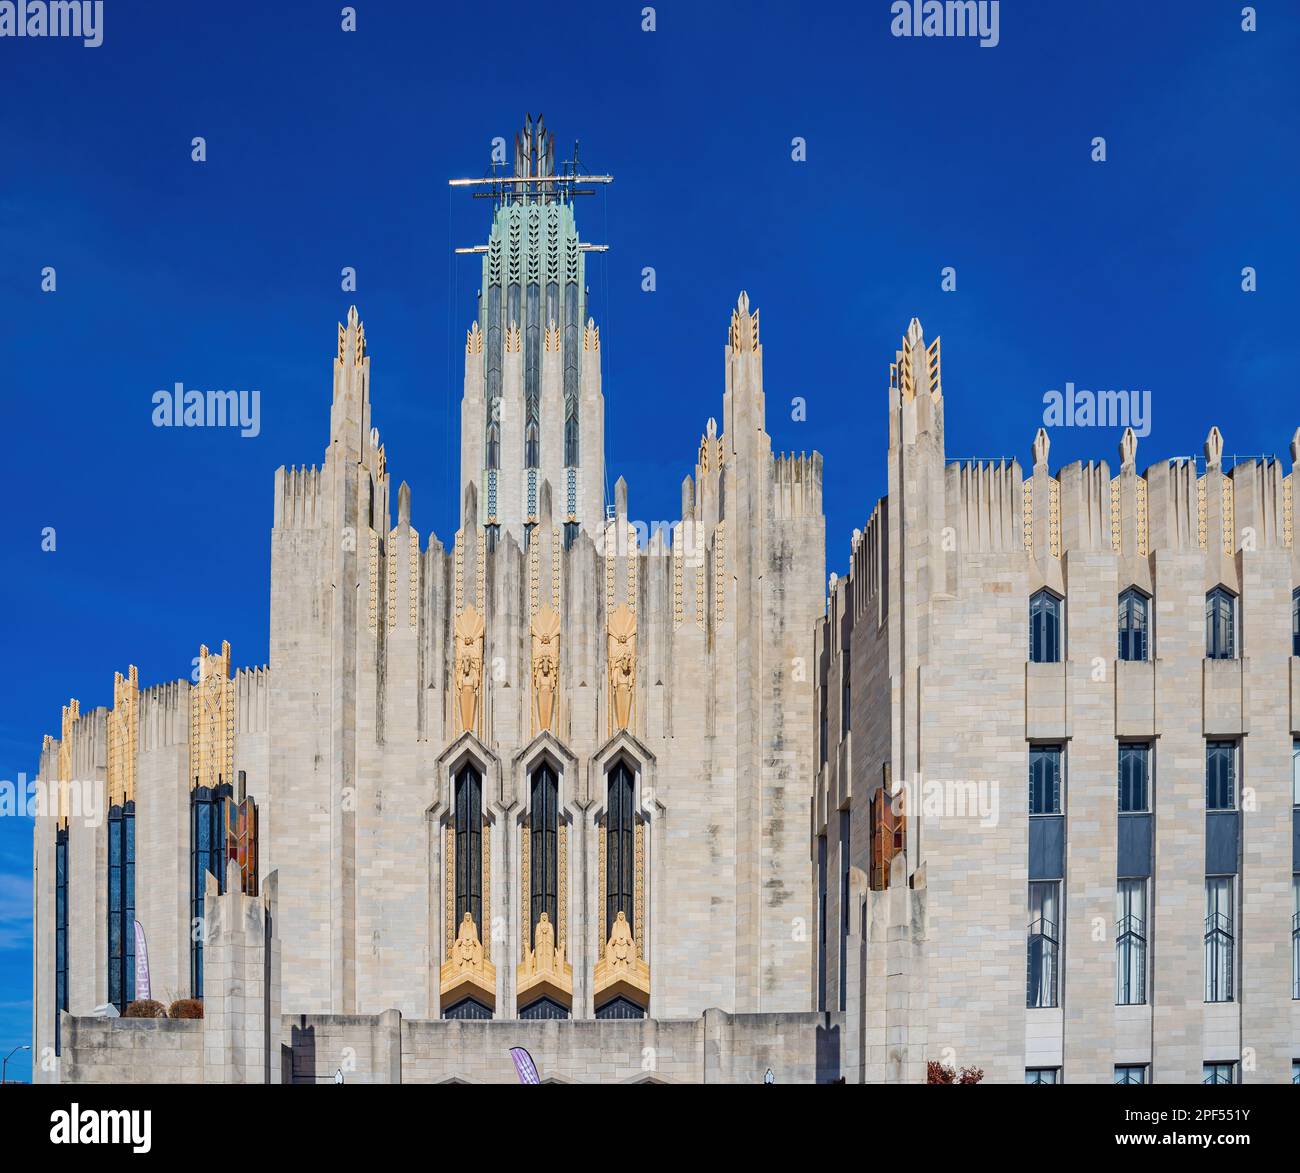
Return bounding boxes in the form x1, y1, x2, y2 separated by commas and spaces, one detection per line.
0, 1, 1296, 1081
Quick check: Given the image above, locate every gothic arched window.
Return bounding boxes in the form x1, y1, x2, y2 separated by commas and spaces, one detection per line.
1030, 590, 1062, 663
455, 765, 483, 932
606, 762, 635, 936
107, 799, 136, 1013
1118, 588, 1150, 662
529, 764, 558, 947
1206, 586, 1236, 660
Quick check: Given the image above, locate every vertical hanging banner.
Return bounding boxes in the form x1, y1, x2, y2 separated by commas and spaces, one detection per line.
134, 920, 151, 1001
509, 1047, 539, 1085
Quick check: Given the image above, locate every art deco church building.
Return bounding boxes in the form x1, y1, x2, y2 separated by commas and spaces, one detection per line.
32, 119, 831, 1083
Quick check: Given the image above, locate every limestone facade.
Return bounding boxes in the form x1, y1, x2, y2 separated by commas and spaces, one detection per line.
816, 318, 1300, 1084
31, 119, 826, 1082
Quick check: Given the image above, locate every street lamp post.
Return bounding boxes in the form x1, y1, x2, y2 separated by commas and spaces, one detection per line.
2, 1044, 31, 1084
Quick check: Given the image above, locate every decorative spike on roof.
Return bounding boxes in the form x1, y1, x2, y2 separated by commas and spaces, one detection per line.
728, 290, 760, 353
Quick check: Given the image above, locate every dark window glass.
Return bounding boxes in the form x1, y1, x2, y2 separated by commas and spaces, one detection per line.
839, 810, 850, 1012
841, 640, 851, 736
55, 826, 68, 1055
455, 766, 483, 932
562, 521, 579, 550
819, 691, 829, 767
1030, 745, 1063, 815
529, 765, 558, 948
606, 763, 635, 938
1119, 743, 1150, 813
1206, 587, 1236, 659
816, 835, 827, 1012
1203, 1062, 1237, 1084
1292, 588, 1299, 658
1118, 588, 1149, 662
1030, 590, 1062, 663
107, 801, 136, 1013
1206, 741, 1236, 811
191, 783, 231, 998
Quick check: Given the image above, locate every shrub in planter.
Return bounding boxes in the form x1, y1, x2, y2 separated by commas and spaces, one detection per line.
123, 1000, 166, 1019
168, 998, 204, 1019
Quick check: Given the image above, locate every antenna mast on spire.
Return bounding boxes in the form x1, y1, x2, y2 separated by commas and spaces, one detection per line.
449, 113, 611, 254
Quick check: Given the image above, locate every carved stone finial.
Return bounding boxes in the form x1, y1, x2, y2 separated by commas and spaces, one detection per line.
728, 290, 760, 353
1290, 427, 1299, 466
397, 481, 411, 527
1033, 428, 1050, 471
1205, 426, 1224, 471
906, 317, 924, 347
1119, 427, 1137, 472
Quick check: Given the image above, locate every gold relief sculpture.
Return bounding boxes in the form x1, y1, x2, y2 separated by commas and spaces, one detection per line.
439, 912, 497, 1011
634, 821, 645, 961
1136, 478, 1150, 556
593, 910, 650, 1013
531, 605, 561, 735
517, 911, 573, 1010
1110, 480, 1122, 553
453, 606, 485, 735
107, 666, 139, 808
190, 642, 234, 791
1222, 478, 1235, 556
1284, 474, 1293, 549
1022, 480, 1033, 552
444, 824, 455, 961
1048, 479, 1061, 559
607, 604, 636, 735
482, 814, 492, 963
387, 529, 398, 631
368, 531, 380, 634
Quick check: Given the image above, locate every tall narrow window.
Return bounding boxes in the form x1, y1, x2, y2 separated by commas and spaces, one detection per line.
1206, 741, 1236, 811
1029, 744, 1063, 815
1116, 878, 1147, 1005
1029, 590, 1062, 663
107, 800, 136, 1013
190, 781, 231, 998
1027, 881, 1061, 1008
529, 765, 558, 947
1118, 588, 1150, 662
816, 835, 827, 1012
1292, 738, 1299, 807
1291, 875, 1299, 1001
819, 689, 828, 767
1292, 587, 1299, 658
1118, 743, 1150, 813
55, 826, 68, 1055
1205, 876, 1235, 1003
1206, 587, 1236, 659
839, 810, 850, 1012
455, 765, 483, 933
605, 763, 635, 939
840, 640, 851, 736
